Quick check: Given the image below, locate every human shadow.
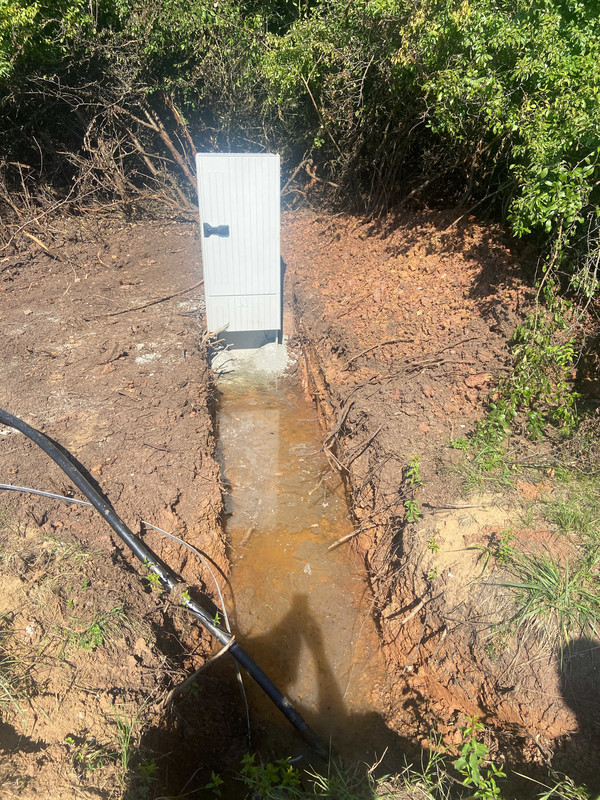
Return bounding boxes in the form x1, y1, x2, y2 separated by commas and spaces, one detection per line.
0, 721, 44, 755
235, 592, 410, 782
553, 636, 600, 794
126, 591, 411, 798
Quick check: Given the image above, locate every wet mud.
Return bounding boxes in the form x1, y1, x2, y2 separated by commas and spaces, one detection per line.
216, 364, 401, 763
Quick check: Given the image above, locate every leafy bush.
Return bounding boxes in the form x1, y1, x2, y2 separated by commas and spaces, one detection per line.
2, 0, 600, 302
473, 284, 581, 454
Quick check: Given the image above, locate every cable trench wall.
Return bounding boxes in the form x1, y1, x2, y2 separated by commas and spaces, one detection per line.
0, 407, 327, 758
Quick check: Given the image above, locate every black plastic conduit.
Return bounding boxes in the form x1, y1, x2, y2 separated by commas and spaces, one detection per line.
0, 407, 327, 758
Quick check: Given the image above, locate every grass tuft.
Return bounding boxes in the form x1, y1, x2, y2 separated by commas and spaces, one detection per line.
497, 548, 600, 659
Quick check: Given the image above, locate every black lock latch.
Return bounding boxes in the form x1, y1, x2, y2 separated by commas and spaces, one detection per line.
203, 223, 230, 238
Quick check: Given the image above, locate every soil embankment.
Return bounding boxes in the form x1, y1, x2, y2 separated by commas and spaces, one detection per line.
0, 207, 597, 796
283, 209, 599, 777
0, 217, 240, 797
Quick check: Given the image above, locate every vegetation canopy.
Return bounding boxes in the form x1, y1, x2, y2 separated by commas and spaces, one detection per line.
2, 0, 599, 450
1, 1, 598, 235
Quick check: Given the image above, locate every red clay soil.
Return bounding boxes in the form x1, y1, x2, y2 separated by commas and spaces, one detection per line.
0, 216, 245, 798
283, 207, 600, 783
1, 205, 598, 797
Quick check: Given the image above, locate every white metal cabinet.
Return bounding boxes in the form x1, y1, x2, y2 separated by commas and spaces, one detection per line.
196, 153, 281, 333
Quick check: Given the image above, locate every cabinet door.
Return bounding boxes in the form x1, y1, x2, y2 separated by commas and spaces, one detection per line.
196, 153, 281, 333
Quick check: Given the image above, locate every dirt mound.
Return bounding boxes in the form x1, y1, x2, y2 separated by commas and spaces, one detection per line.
0, 217, 243, 797
283, 208, 600, 781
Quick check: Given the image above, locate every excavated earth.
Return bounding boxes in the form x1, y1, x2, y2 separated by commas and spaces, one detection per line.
282, 209, 600, 787
0, 205, 598, 797
0, 216, 244, 798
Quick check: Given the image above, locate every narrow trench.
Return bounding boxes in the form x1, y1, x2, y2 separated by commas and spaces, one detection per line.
212, 336, 403, 767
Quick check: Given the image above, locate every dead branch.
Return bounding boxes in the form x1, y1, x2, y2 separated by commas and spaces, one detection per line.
91, 279, 204, 319
127, 128, 191, 208
142, 104, 196, 194
163, 94, 196, 156
281, 158, 313, 196
345, 424, 383, 468
305, 161, 340, 190
327, 522, 377, 551
344, 338, 412, 370
300, 75, 342, 158
421, 502, 489, 513
323, 399, 354, 449
79, 192, 184, 214
22, 231, 80, 278
386, 598, 425, 624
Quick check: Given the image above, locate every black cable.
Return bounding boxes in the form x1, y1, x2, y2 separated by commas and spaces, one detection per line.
0, 407, 327, 758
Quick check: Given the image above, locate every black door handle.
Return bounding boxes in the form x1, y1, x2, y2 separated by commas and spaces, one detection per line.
203, 223, 230, 238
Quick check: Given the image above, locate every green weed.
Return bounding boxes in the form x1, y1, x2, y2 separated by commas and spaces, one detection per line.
518, 772, 593, 799
403, 457, 424, 524
238, 753, 301, 799
404, 499, 422, 524
498, 548, 600, 657
135, 758, 159, 798
305, 759, 376, 799
450, 437, 470, 452
406, 456, 424, 488
388, 735, 452, 799
112, 699, 150, 777
471, 529, 516, 577
205, 770, 225, 797
543, 476, 600, 542
143, 567, 163, 595
65, 604, 129, 652
463, 286, 581, 479
64, 734, 114, 775
456, 445, 516, 495
454, 717, 506, 799
204, 736, 593, 800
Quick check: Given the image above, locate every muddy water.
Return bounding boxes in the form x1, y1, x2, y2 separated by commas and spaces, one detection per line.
216, 368, 399, 762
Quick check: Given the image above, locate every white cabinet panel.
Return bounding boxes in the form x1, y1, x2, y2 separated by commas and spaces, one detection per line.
196, 153, 281, 333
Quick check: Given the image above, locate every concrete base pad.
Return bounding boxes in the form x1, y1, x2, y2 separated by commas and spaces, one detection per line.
210, 330, 294, 382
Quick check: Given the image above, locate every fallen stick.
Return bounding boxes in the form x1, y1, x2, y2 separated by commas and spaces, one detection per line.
281, 158, 313, 196
422, 502, 488, 513
323, 399, 354, 449
386, 592, 442, 624
344, 338, 411, 370
23, 230, 80, 278
345, 424, 383, 468
327, 523, 376, 551
102, 280, 204, 318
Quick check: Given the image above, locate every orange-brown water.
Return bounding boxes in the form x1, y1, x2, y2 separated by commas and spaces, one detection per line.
216, 373, 400, 761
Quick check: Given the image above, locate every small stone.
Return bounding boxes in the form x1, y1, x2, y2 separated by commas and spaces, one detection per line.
464, 373, 492, 389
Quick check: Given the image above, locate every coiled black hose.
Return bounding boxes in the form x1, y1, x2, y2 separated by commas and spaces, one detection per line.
0, 407, 327, 758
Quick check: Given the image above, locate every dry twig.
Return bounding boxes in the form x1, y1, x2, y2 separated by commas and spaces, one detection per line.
94, 279, 204, 318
